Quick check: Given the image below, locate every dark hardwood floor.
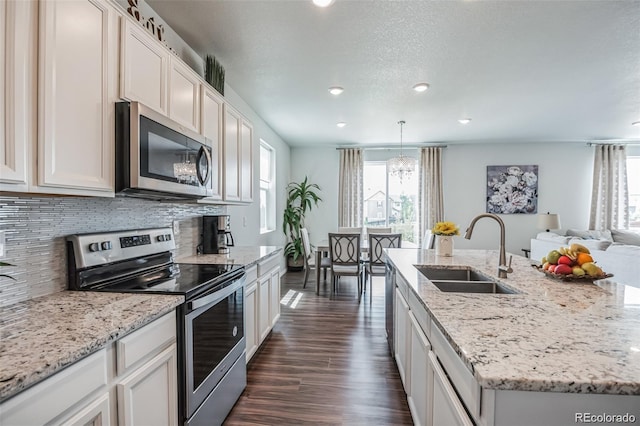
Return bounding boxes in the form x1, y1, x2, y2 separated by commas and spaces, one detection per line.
224, 272, 413, 425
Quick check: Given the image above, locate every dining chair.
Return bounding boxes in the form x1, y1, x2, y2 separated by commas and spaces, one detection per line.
366, 227, 392, 235
422, 230, 435, 249
365, 233, 402, 301
328, 233, 363, 298
300, 228, 330, 289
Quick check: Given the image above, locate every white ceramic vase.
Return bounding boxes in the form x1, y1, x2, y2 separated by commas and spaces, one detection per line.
435, 235, 454, 257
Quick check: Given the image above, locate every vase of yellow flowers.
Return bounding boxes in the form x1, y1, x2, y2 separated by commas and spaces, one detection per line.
432, 221, 460, 257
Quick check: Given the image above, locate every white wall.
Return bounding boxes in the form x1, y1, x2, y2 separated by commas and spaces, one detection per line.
291, 142, 596, 255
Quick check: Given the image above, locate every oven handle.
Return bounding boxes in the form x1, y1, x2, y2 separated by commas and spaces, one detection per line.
188, 275, 245, 312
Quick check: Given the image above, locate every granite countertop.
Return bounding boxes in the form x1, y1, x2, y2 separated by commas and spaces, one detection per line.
0, 291, 184, 402
385, 248, 640, 395
177, 245, 282, 266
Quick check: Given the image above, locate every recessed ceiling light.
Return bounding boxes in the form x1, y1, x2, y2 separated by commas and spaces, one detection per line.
328, 86, 344, 96
458, 118, 472, 125
337, 122, 346, 128
412, 83, 430, 92
633, 121, 640, 127
313, 0, 334, 7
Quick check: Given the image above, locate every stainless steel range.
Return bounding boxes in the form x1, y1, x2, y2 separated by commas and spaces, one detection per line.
67, 227, 246, 426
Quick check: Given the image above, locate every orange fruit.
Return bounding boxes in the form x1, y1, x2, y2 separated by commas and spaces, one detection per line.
576, 253, 593, 266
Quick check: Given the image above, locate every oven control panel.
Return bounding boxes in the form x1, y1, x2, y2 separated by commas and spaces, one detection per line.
67, 227, 176, 269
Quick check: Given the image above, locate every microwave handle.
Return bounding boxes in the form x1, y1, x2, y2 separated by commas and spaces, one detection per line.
196, 145, 212, 186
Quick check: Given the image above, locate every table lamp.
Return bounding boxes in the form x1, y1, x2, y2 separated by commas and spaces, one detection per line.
537, 212, 561, 232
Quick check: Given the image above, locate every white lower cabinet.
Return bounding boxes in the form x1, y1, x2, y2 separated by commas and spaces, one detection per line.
408, 311, 431, 426
0, 312, 177, 426
258, 277, 271, 343
244, 266, 259, 362
429, 352, 474, 426
268, 266, 281, 327
394, 287, 410, 389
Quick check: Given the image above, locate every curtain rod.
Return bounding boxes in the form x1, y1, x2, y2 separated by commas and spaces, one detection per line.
336, 144, 447, 150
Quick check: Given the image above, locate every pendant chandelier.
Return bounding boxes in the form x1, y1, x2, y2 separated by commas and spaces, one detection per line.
387, 120, 416, 181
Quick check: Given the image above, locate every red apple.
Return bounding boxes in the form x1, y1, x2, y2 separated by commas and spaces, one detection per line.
554, 264, 573, 275
557, 255, 573, 266
548, 264, 557, 273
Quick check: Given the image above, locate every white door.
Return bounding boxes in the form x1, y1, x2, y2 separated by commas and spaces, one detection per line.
408, 312, 432, 426
240, 119, 253, 202
38, 0, 116, 194
269, 267, 281, 327
245, 281, 258, 361
429, 352, 474, 426
394, 287, 410, 390
117, 345, 178, 426
168, 59, 200, 132
200, 86, 224, 200
223, 105, 241, 201
61, 392, 111, 426
120, 19, 168, 114
258, 278, 270, 342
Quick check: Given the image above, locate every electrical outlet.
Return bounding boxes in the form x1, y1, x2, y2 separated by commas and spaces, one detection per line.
172, 220, 180, 236
0, 231, 5, 259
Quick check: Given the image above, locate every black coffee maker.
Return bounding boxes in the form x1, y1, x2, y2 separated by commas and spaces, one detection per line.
201, 215, 234, 254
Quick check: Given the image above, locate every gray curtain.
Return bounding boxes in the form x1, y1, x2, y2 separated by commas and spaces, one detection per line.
418, 147, 444, 246
338, 148, 363, 227
589, 144, 629, 230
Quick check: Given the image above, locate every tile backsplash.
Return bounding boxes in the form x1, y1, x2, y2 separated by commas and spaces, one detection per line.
0, 195, 225, 306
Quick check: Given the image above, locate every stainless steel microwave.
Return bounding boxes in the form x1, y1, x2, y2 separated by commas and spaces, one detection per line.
115, 101, 212, 200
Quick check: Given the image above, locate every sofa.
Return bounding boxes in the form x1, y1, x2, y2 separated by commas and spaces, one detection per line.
530, 229, 640, 288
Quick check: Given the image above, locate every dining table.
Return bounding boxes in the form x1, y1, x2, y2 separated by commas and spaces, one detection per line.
314, 237, 416, 295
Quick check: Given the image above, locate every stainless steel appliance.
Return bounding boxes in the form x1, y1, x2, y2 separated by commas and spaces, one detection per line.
115, 101, 213, 200
67, 227, 246, 426
201, 215, 234, 254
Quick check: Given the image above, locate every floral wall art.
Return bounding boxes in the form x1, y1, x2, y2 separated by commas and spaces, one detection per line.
486, 165, 538, 214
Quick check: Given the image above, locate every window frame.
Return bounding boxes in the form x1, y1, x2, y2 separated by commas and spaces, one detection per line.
259, 140, 276, 234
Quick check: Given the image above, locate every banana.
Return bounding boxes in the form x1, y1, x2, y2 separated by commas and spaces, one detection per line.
570, 243, 590, 254
558, 247, 567, 255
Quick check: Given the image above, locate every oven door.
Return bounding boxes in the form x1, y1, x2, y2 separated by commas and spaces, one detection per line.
117, 101, 212, 199
184, 273, 246, 419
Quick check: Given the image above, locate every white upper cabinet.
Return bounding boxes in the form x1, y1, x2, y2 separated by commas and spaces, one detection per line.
37, 0, 117, 194
120, 18, 168, 115
240, 120, 253, 202
0, 0, 32, 192
168, 59, 200, 132
200, 86, 224, 201
223, 104, 241, 202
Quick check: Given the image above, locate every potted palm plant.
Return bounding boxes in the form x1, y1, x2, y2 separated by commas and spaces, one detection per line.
283, 176, 322, 271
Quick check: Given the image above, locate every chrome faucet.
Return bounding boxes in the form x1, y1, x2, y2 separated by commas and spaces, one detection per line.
464, 213, 513, 278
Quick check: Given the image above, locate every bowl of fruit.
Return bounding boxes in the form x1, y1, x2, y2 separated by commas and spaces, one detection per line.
533, 243, 613, 282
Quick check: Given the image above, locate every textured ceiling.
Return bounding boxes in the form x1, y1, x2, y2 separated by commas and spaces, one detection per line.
146, 0, 640, 147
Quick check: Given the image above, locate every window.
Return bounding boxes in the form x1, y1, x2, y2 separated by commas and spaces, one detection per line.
628, 157, 640, 230
260, 140, 276, 233
363, 161, 418, 243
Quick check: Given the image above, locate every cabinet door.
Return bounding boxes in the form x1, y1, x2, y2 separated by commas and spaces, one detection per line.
117, 345, 178, 426
408, 312, 432, 426
120, 19, 168, 114
394, 287, 410, 390
60, 392, 111, 426
429, 352, 473, 426
38, 0, 116, 194
200, 86, 224, 201
0, 0, 32, 191
258, 278, 270, 342
223, 105, 241, 201
168, 59, 200, 132
245, 281, 258, 361
240, 119, 253, 202
269, 267, 281, 327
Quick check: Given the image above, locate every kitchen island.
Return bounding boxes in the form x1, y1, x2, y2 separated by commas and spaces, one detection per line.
385, 248, 640, 426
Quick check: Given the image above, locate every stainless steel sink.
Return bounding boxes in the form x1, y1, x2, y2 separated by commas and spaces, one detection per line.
415, 266, 519, 294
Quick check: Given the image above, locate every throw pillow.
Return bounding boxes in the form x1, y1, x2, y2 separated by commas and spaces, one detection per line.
568, 238, 612, 252
611, 229, 640, 246
566, 229, 613, 241
606, 242, 640, 255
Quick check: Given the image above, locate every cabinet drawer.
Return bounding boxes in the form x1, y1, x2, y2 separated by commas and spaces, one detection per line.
116, 312, 176, 375
245, 265, 258, 284
257, 255, 279, 277
395, 272, 409, 300
429, 352, 474, 426
431, 323, 481, 420
0, 349, 108, 426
